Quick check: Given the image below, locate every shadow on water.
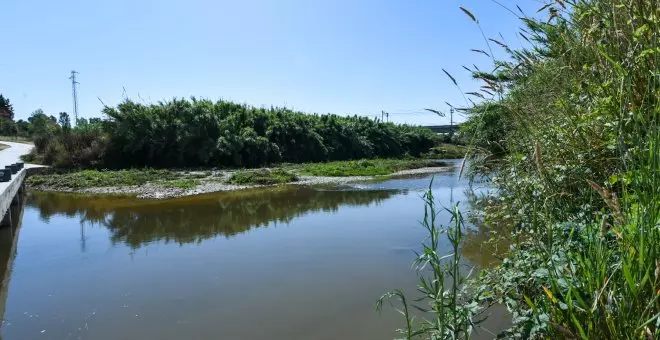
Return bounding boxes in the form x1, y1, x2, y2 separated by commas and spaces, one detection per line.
26, 186, 398, 249
0, 192, 27, 340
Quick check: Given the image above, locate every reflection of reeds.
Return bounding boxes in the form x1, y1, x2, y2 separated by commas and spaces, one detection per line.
27, 187, 396, 248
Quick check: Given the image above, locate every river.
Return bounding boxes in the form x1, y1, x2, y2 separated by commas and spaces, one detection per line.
0, 163, 504, 339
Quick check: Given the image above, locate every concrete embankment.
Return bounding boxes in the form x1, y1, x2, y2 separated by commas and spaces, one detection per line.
0, 141, 44, 225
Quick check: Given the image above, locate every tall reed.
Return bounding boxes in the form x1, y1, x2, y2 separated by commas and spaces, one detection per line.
377, 182, 484, 339
383, 0, 659, 338
463, 0, 660, 338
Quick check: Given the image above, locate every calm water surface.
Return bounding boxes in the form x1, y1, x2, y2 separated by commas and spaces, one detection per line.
0, 165, 503, 339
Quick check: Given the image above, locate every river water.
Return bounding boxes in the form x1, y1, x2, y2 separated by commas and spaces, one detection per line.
0, 163, 504, 339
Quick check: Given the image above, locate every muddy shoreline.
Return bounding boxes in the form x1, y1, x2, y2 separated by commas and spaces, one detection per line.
28, 166, 454, 199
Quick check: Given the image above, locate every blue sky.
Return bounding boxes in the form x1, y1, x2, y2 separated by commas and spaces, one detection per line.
1, 0, 541, 125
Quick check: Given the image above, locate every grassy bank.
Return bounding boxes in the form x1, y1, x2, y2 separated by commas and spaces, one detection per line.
27, 169, 181, 189
227, 169, 298, 185
26, 158, 447, 191
291, 158, 446, 177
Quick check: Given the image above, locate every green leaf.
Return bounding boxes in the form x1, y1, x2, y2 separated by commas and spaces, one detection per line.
623, 264, 637, 295
634, 24, 648, 38
523, 294, 536, 310
571, 313, 587, 339
597, 47, 626, 76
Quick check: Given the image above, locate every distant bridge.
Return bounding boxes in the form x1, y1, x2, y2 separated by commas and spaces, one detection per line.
423, 124, 461, 134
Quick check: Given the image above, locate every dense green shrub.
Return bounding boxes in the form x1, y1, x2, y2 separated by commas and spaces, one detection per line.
28, 98, 438, 169
25, 117, 110, 168
99, 98, 437, 168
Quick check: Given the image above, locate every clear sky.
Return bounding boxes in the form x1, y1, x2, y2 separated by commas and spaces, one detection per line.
1, 0, 541, 125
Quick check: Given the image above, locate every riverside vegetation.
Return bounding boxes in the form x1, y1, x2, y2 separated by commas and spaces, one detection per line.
5, 96, 461, 189
16, 99, 441, 169
380, 0, 660, 339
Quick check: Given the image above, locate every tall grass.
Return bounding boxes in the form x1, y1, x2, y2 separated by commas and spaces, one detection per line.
382, 0, 659, 338
470, 0, 659, 338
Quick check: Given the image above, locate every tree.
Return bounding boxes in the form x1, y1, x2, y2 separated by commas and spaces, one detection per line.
15, 120, 30, 137
0, 119, 17, 136
0, 94, 14, 120
29, 109, 60, 137
76, 117, 88, 126
58, 112, 71, 131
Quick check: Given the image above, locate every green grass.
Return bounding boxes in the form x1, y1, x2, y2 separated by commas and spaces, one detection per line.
293, 158, 446, 177
24, 158, 444, 191
227, 169, 298, 185
0, 136, 32, 144
422, 143, 467, 159
27, 169, 179, 189
0, 143, 9, 151
162, 178, 200, 189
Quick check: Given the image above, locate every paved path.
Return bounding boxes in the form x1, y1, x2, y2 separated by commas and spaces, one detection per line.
0, 141, 45, 226
0, 141, 34, 166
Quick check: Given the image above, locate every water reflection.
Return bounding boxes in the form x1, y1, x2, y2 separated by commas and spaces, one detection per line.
27, 187, 397, 249
0, 170, 512, 339
0, 193, 27, 340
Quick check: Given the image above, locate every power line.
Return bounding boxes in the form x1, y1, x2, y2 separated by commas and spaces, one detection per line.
387, 111, 429, 115
381, 110, 389, 122
69, 70, 79, 126
385, 109, 430, 114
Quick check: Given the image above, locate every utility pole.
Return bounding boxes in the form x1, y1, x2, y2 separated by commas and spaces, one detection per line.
381, 110, 389, 123
450, 108, 454, 128
69, 70, 79, 126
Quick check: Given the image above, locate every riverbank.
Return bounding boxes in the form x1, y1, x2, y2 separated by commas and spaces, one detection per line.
26, 159, 454, 199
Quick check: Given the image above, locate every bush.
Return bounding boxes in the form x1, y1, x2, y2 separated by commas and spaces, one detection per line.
29, 129, 109, 168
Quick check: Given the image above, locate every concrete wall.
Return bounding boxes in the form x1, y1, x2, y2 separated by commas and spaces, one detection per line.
0, 169, 25, 227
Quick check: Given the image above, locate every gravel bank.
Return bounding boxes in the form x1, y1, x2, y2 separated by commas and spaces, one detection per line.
29, 166, 454, 199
